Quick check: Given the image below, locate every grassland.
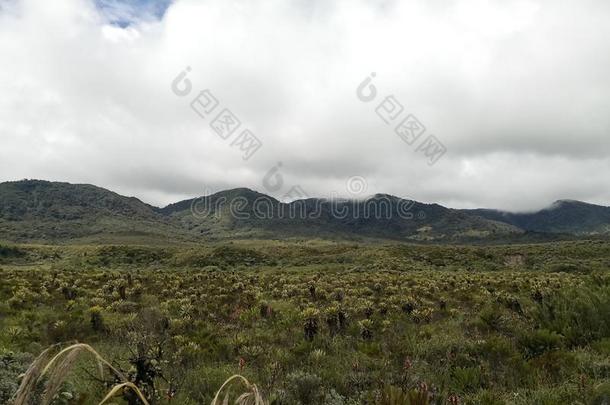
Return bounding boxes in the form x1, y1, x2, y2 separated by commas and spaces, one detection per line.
1, 240, 609, 404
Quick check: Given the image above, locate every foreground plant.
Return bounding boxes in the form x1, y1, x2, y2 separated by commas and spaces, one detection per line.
211, 374, 267, 405
12, 342, 267, 405
12, 343, 148, 405
378, 384, 431, 405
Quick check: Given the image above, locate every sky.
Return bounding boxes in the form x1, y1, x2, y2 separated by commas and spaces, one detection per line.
0, 0, 609, 211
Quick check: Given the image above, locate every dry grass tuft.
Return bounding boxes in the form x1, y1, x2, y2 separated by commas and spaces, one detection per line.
99, 382, 150, 405
211, 374, 267, 405
12, 343, 61, 405
12, 342, 149, 405
13, 343, 267, 405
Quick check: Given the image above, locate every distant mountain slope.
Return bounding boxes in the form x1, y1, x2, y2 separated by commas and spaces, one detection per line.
0, 180, 176, 242
465, 200, 610, 235
0, 180, 157, 220
2, 179, 608, 243
165, 189, 521, 241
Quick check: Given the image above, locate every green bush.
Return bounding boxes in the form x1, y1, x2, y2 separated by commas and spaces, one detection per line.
452, 366, 483, 393
517, 329, 563, 358
477, 304, 506, 332
536, 284, 610, 347
285, 371, 324, 404
0, 350, 34, 403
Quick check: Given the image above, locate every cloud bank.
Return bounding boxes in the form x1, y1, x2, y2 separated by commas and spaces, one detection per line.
0, 0, 609, 211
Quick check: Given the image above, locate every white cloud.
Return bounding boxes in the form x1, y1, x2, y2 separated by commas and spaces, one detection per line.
0, 0, 609, 210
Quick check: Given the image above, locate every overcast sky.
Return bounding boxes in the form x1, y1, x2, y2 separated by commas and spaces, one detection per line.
1, 0, 609, 211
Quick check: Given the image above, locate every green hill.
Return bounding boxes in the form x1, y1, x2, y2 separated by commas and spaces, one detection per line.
0, 180, 178, 243
2, 180, 609, 243
164, 189, 521, 241
465, 200, 610, 235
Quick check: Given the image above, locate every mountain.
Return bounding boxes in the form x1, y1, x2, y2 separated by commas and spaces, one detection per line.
160, 189, 521, 241
465, 200, 610, 235
1, 179, 608, 243
0, 180, 178, 242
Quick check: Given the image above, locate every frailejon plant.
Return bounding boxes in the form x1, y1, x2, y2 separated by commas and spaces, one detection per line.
301, 307, 320, 341
324, 305, 340, 335
88, 306, 105, 332
359, 319, 374, 340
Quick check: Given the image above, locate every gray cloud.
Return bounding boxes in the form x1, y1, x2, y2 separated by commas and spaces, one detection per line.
0, 0, 609, 211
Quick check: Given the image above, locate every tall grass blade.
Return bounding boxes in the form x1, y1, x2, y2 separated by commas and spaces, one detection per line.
98, 382, 150, 405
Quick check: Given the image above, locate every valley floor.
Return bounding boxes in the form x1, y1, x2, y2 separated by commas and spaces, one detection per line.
1, 240, 609, 404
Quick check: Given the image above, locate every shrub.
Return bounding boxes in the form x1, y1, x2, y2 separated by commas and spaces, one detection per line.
0, 351, 34, 403
470, 389, 504, 405
451, 366, 482, 393
535, 284, 610, 347
530, 350, 576, 382
517, 329, 563, 358
0, 245, 25, 260
477, 304, 505, 332
89, 306, 106, 332
378, 385, 410, 405
285, 371, 324, 404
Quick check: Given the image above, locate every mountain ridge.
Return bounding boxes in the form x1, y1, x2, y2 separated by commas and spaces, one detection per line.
464, 199, 610, 235
1, 179, 608, 243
